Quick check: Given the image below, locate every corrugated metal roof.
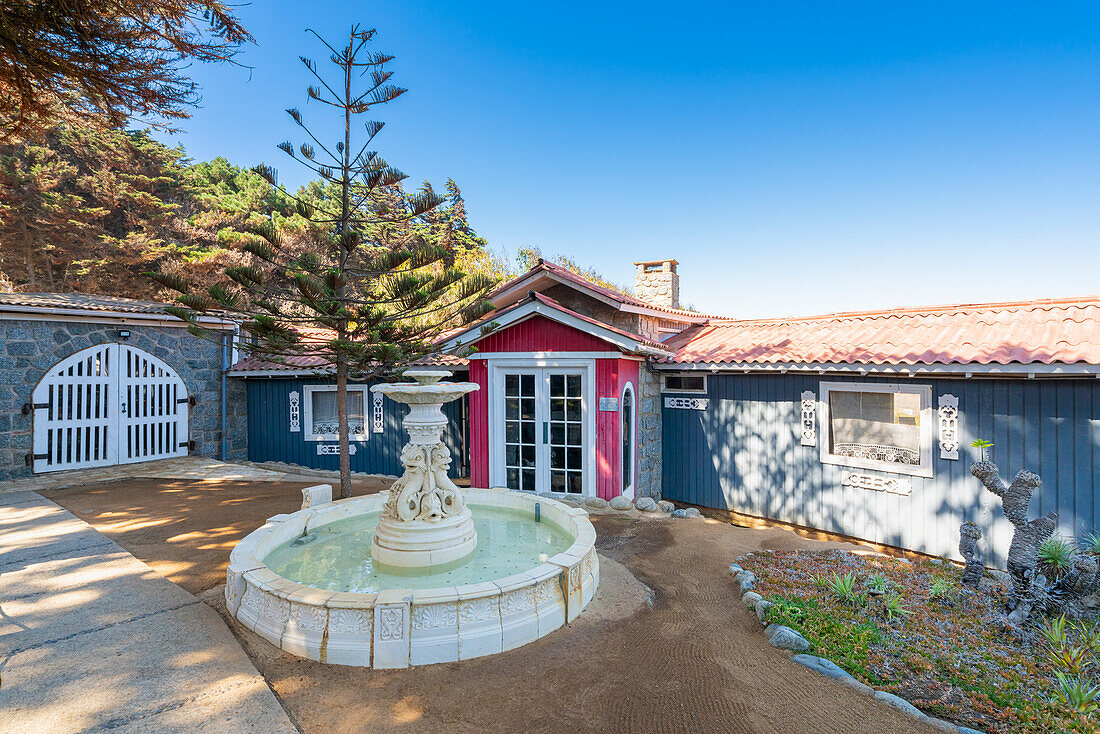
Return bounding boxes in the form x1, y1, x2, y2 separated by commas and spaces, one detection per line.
0, 292, 178, 315
660, 295, 1100, 366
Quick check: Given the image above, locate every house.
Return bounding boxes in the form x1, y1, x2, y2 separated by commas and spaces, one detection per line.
5, 265, 1098, 566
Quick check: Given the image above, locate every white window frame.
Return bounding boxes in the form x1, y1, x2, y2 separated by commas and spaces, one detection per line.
819, 381, 933, 478
485, 356, 597, 498
620, 381, 636, 500
302, 384, 371, 442
661, 372, 708, 394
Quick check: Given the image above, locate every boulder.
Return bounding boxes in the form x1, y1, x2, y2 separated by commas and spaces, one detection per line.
657, 500, 675, 513
584, 496, 609, 510
672, 507, 702, 519
755, 599, 773, 624
764, 624, 810, 652
634, 497, 659, 512
872, 691, 925, 720
741, 591, 762, 609
737, 571, 756, 594
609, 495, 634, 511
728, 563, 743, 576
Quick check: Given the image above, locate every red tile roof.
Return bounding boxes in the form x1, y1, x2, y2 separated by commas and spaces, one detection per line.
660, 295, 1100, 366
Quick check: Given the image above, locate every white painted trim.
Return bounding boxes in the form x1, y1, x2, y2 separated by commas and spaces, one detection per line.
487, 359, 597, 498
620, 381, 636, 501
818, 381, 934, 479
302, 384, 371, 442
442, 299, 668, 357
651, 361, 1100, 377
661, 372, 708, 394
226, 368, 331, 378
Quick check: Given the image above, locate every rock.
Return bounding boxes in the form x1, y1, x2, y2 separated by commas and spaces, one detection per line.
755, 599, 773, 623
958, 728, 988, 734
657, 500, 675, 513
791, 655, 874, 695
925, 718, 961, 733
872, 690, 925, 720
929, 558, 945, 566
728, 563, 743, 576
672, 507, 702, 519
738, 571, 756, 594
609, 495, 634, 511
634, 497, 658, 512
741, 591, 762, 609
764, 624, 810, 652
987, 569, 1011, 587
584, 497, 609, 510
671, 509, 688, 518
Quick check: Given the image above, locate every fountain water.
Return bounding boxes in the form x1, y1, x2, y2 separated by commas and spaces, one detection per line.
224, 371, 599, 669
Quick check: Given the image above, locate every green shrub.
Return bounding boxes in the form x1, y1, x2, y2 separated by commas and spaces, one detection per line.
1052, 672, 1100, 715
1041, 615, 1070, 648
1045, 644, 1095, 677
826, 571, 859, 603
866, 573, 889, 594
1038, 537, 1076, 579
928, 577, 953, 600
1083, 532, 1100, 557
882, 593, 910, 623
1071, 619, 1100, 655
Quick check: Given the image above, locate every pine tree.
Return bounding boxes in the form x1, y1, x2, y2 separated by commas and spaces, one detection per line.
152, 27, 495, 498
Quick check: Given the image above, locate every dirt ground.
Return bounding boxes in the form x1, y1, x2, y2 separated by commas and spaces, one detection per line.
46, 478, 935, 733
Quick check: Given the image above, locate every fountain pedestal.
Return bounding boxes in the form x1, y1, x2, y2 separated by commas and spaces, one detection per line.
370, 370, 479, 569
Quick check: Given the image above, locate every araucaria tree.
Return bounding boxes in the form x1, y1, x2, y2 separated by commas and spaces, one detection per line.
152, 27, 494, 497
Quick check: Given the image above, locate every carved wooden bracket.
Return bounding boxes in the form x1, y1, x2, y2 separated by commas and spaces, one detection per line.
800, 390, 816, 446
938, 394, 959, 460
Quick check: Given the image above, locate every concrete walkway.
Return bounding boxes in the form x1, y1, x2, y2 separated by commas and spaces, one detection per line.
0, 491, 297, 734
0, 457, 292, 495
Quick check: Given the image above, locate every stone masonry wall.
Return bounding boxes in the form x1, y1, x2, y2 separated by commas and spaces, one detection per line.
0, 318, 246, 482
634, 260, 680, 310
635, 363, 663, 500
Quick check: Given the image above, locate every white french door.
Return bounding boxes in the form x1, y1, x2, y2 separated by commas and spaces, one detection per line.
32, 343, 190, 473
492, 364, 592, 496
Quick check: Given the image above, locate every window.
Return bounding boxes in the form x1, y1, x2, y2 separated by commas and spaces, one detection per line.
662, 373, 707, 394
621, 383, 635, 497
303, 385, 369, 441
819, 382, 932, 477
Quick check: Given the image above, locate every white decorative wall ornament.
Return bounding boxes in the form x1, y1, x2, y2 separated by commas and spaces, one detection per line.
664, 396, 709, 411
938, 394, 960, 460
317, 443, 356, 456
800, 390, 817, 446
378, 606, 405, 640
289, 390, 300, 432
841, 472, 912, 496
373, 391, 384, 433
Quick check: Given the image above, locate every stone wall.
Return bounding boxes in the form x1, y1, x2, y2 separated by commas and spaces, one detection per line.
634, 260, 680, 310
542, 285, 644, 336
0, 318, 247, 481
635, 363, 663, 500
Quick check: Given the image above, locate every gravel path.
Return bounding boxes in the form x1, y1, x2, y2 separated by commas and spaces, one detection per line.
47, 478, 937, 733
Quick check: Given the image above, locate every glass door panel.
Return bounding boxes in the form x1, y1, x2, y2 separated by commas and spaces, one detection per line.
548, 372, 584, 495
503, 372, 537, 491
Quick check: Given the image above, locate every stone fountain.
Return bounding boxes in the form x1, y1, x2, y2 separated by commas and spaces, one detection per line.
369, 369, 479, 568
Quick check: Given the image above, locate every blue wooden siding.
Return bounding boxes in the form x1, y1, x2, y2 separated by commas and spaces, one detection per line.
244, 377, 467, 478
662, 374, 1100, 566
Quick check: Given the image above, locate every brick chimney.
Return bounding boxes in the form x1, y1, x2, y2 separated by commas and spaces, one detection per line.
634, 259, 680, 309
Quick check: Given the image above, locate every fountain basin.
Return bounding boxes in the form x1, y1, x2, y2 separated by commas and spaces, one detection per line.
225, 488, 599, 668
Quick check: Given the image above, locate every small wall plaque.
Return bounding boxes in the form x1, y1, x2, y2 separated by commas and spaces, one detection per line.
664, 396, 709, 410
317, 443, 357, 456
841, 472, 911, 496
598, 397, 619, 411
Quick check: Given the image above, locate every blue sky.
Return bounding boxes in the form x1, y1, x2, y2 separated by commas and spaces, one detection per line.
157, 2, 1100, 318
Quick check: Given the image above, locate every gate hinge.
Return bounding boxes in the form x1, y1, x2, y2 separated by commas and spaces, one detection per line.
180, 440, 196, 450
178, 396, 196, 406
22, 402, 48, 415
27, 452, 48, 465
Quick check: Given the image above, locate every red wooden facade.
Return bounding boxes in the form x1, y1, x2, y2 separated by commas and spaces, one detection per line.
466, 315, 640, 499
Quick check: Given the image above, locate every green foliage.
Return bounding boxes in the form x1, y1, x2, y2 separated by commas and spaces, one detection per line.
1038, 537, 1076, 579
513, 246, 631, 295
1051, 673, 1100, 715
826, 572, 864, 605
1044, 644, 1094, 677
881, 593, 910, 623
928, 577, 953, 601
812, 572, 830, 590
866, 573, 889, 594
1072, 620, 1100, 655
970, 438, 994, 460
1041, 615, 1070, 649
1083, 533, 1100, 557
763, 594, 884, 681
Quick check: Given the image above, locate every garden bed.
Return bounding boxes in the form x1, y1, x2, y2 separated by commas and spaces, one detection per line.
745, 549, 1099, 734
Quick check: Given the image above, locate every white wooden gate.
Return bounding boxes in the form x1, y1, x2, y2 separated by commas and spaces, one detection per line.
32, 343, 189, 473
